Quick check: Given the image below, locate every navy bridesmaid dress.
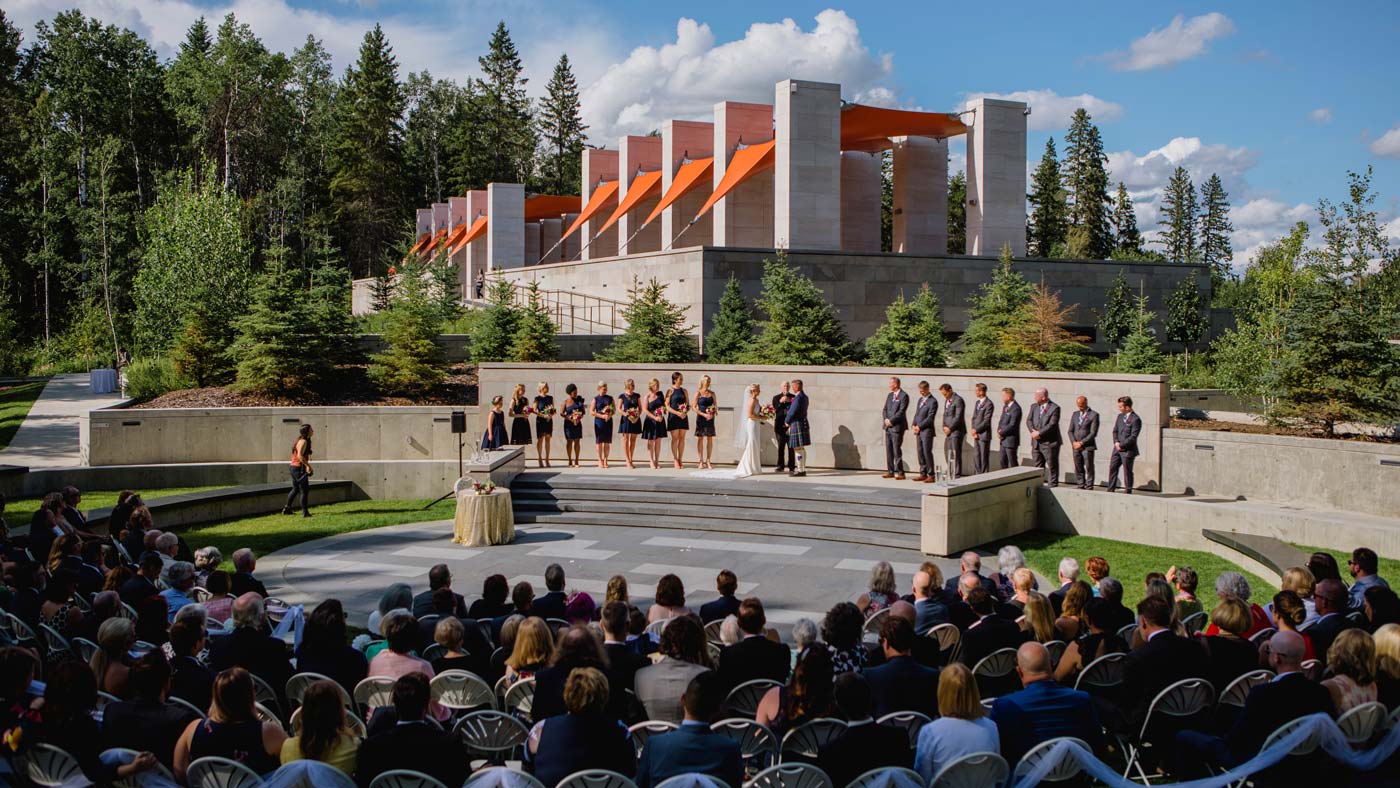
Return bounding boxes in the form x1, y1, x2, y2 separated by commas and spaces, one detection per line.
666, 387, 689, 432
481, 410, 508, 450
562, 395, 586, 440
593, 394, 615, 444
642, 392, 668, 440
695, 392, 716, 437
618, 392, 642, 435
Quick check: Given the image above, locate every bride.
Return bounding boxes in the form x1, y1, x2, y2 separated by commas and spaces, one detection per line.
691, 383, 763, 480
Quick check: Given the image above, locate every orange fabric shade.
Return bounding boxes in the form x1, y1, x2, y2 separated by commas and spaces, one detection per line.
442, 222, 469, 254
408, 232, 432, 255
839, 104, 968, 153
641, 157, 715, 229
694, 140, 776, 219
596, 170, 663, 236
419, 228, 448, 258
448, 216, 487, 256
524, 194, 583, 222
563, 180, 620, 241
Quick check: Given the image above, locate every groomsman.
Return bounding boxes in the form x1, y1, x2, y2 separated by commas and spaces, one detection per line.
772, 382, 794, 473
1106, 396, 1142, 494
998, 388, 1022, 469
969, 384, 994, 475
938, 384, 966, 480
1069, 396, 1100, 490
1027, 388, 1062, 487
911, 382, 938, 482
882, 377, 910, 480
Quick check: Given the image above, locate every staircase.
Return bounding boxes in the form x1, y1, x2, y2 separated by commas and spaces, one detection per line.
508, 285, 630, 335
510, 471, 925, 550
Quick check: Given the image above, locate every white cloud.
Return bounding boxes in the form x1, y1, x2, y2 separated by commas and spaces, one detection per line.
959, 89, 1122, 132
1370, 126, 1400, 158
1308, 107, 1332, 124
1101, 12, 1236, 71
579, 10, 894, 142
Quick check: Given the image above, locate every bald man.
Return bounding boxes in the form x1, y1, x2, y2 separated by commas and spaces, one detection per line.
1026, 388, 1061, 487
910, 571, 949, 636
989, 642, 1104, 764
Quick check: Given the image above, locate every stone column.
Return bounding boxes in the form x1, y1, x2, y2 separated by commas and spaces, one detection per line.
560, 214, 581, 261
431, 202, 449, 235
966, 97, 1028, 256
486, 183, 524, 271
447, 197, 471, 295
892, 136, 949, 255
581, 149, 618, 260
617, 135, 663, 256
539, 218, 562, 264
712, 101, 774, 248
839, 152, 881, 253
465, 190, 488, 291
415, 208, 432, 238
662, 120, 714, 249
524, 221, 541, 266
774, 79, 841, 250
448, 197, 469, 230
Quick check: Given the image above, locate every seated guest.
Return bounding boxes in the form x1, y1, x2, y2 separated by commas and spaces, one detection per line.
203, 570, 235, 624
999, 567, 1036, 620
915, 663, 998, 782
1114, 595, 1209, 734
102, 651, 200, 770
990, 642, 1104, 765
120, 499, 151, 563
295, 599, 368, 697
1054, 580, 1092, 642
489, 615, 524, 684
1373, 624, 1400, 711
468, 573, 512, 619
529, 667, 635, 787
1348, 547, 1390, 610
1172, 631, 1334, 779
155, 532, 181, 578
411, 564, 468, 619
160, 561, 198, 622
1169, 566, 1203, 621
533, 563, 570, 621
1309, 552, 1344, 583
108, 490, 138, 543
718, 598, 791, 690
947, 572, 979, 631
119, 552, 165, 606
817, 673, 911, 785
531, 625, 614, 722
647, 573, 692, 623
961, 586, 1026, 671
135, 593, 171, 646
601, 601, 649, 702
1202, 572, 1271, 639
73, 541, 108, 596
1048, 558, 1079, 615
207, 593, 294, 708
635, 615, 713, 724
92, 616, 136, 697
1129, 580, 1187, 647
856, 562, 898, 617
791, 618, 819, 661
503, 616, 553, 686
1321, 629, 1379, 713
1096, 577, 1136, 634
229, 548, 269, 597
280, 679, 360, 776
47, 531, 80, 572
911, 568, 949, 636
174, 668, 288, 781
368, 583, 413, 637
1085, 556, 1110, 596
817, 601, 868, 673
636, 672, 744, 788
39, 661, 161, 784
864, 614, 939, 718
1020, 592, 1057, 644
1054, 598, 1129, 684
0, 646, 37, 735
627, 605, 658, 657
356, 673, 467, 788
493, 581, 536, 642
1199, 598, 1260, 695
700, 569, 742, 623
1269, 590, 1317, 661
989, 545, 1033, 602
39, 567, 85, 638
192, 546, 222, 586
1365, 586, 1400, 631
565, 591, 596, 625
169, 618, 215, 712
367, 611, 449, 723
1266, 566, 1317, 627
1308, 579, 1356, 660
418, 586, 460, 649
430, 616, 486, 677
757, 647, 834, 739
943, 552, 998, 598
72, 589, 120, 643
604, 574, 630, 611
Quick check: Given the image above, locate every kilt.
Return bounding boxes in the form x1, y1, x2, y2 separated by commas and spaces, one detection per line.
787, 422, 811, 447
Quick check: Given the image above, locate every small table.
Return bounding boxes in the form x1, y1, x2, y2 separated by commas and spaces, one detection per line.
453, 489, 515, 546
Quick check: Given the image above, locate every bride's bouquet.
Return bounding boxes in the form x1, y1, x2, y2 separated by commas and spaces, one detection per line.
756, 404, 776, 422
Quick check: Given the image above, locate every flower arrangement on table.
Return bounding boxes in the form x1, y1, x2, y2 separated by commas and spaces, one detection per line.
625, 406, 641, 423
470, 480, 496, 496
757, 404, 777, 422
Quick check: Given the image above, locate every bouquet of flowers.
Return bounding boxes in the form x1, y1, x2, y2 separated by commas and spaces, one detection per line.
602, 404, 614, 417
538, 405, 556, 417
523, 405, 536, 415
625, 406, 641, 423
757, 404, 777, 422
652, 408, 666, 421
568, 410, 583, 424
676, 403, 689, 414
704, 405, 717, 416
470, 480, 496, 496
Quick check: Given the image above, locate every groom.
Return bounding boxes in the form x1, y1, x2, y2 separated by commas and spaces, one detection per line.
785, 379, 811, 477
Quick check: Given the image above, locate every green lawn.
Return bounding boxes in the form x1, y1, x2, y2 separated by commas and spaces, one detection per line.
985, 532, 1272, 609
7, 487, 226, 515
1296, 545, 1400, 586
0, 381, 47, 451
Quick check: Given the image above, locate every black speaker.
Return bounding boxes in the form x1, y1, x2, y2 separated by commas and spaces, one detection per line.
451, 411, 467, 434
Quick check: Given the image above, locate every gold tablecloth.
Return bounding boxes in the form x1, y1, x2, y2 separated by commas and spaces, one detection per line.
452, 489, 514, 546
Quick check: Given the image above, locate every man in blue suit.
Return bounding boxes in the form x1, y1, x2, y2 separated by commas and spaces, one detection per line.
635, 671, 744, 788
863, 614, 940, 718
990, 642, 1104, 765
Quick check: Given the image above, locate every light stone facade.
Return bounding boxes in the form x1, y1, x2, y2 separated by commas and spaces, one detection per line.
617, 135, 663, 255
487, 183, 524, 270
581, 149, 619, 260
539, 218, 563, 265
662, 120, 714, 248
966, 97, 1028, 256
840, 152, 882, 253
892, 136, 949, 255
712, 101, 774, 248
774, 79, 841, 250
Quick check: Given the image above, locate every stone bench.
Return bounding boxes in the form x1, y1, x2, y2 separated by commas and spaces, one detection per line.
1202, 529, 1310, 580
87, 480, 357, 533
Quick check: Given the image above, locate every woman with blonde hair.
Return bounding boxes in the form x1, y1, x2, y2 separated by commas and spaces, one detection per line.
279, 679, 358, 775
589, 381, 615, 469
91, 616, 135, 697
693, 375, 718, 469
665, 372, 689, 468
914, 663, 999, 781
508, 383, 532, 446
641, 378, 668, 469
1372, 623, 1400, 711
1055, 580, 1092, 641
1021, 592, 1056, 643
534, 381, 555, 467
857, 561, 898, 616
1268, 566, 1317, 627
605, 575, 629, 608
504, 616, 553, 684
617, 378, 643, 469
1322, 629, 1379, 713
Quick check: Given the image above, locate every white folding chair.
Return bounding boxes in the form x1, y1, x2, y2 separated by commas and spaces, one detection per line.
22, 743, 85, 787
1300, 659, 1324, 681
72, 636, 99, 663
266, 759, 355, 788
645, 617, 672, 640
1118, 678, 1214, 782
1337, 701, 1387, 746
926, 623, 961, 664
971, 647, 1019, 695
1073, 652, 1125, 694
1115, 623, 1137, 642
628, 720, 679, 758
422, 643, 447, 663
187, 755, 266, 788
704, 619, 725, 645
861, 607, 892, 642
464, 767, 548, 788
5, 612, 40, 648
656, 776, 732, 788
254, 701, 282, 728
367, 769, 449, 788
1181, 611, 1208, 636
1248, 627, 1277, 646
285, 671, 352, 711
1218, 670, 1273, 708
169, 694, 207, 719
779, 717, 847, 761
104, 747, 178, 788
876, 710, 932, 748
711, 718, 779, 773
743, 763, 833, 788
845, 766, 922, 788
929, 751, 1008, 788
355, 676, 398, 716
1011, 736, 1092, 783
555, 769, 640, 788
454, 710, 531, 764
250, 672, 280, 716
431, 669, 496, 713
1042, 639, 1066, 670
38, 623, 74, 659
191, 587, 212, 603
725, 679, 781, 718
503, 677, 536, 718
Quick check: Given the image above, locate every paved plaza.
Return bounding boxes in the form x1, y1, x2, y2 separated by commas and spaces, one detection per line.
0, 374, 126, 468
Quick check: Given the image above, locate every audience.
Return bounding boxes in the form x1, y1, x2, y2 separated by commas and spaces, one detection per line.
160, 561, 197, 622
1054, 580, 1092, 641
817, 673, 911, 786
757, 647, 833, 738
943, 551, 997, 598
1267, 566, 1318, 627
647, 573, 691, 622
192, 545, 222, 586
1269, 590, 1317, 661
531, 625, 614, 722
367, 610, 449, 723
533, 563, 570, 620
1364, 586, 1400, 631
990, 642, 1104, 765
1000, 567, 1035, 619
118, 551, 164, 606
1308, 578, 1356, 660
1169, 565, 1203, 621
368, 582, 413, 637
356, 673, 467, 788
169, 617, 215, 711
564, 590, 596, 624
39, 661, 159, 783
1085, 556, 1110, 596
1053, 597, 1129, 684
718, 597, 791, 690
817, 601, 868, 673
493, 582, 536, 641
1347, 548, 1389, 610
1321, 629, 1379, 713
915, 663, 999, 782
296, 599, 369, 697
1096, 577, 1136, 634
635, 615, 713, 723
1114, 595, 1209, 735
208, 593, 294, 707
990, 545, 1032, 601
92, 616, 136, 696
600, 601, 649, 704
101, 651, 200, 770
203, 570, 234, 623
1202, 572, 1271, 638
174, 667, 288, 781
411, 564, 468, 619
1199, 598, 1261, 695
863, 614, 939, 718
1309, 551, 1344, 584
467, 573, 512, 619
281, 679, 360, 775
38, 567, 85, 637
1020, 592, 1057, 644
1048, 557, 1079, 615
699, 569, 742, 623
910, 568, 949, 636
529, 667, 635, 787
635, 671, 743, 788
960, 586, 1025, 669
504, 616, 553, 685
229, 548, 269, 597
430, 616, 480, 675
1373, 624, 1400, 711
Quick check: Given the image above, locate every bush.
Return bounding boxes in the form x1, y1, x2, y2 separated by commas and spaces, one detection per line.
123, 356, 189, 401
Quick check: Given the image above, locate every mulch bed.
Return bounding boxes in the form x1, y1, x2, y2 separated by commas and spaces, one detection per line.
1169, 416, 1398, 443
131, 365, 479, 408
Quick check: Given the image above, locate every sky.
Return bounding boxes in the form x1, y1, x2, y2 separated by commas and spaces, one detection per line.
8, 0, 1400, 268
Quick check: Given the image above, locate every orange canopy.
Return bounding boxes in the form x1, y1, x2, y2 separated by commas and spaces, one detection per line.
408, 232, 432, 255
695, 140, 776, 219
839, 104, 968, 153
418, 227, 448, 257
562, 180, 620, 241
641, 157, 715, 229
448, 215, 487, 256
596, 170, 663, 236
524, 194, 583, 222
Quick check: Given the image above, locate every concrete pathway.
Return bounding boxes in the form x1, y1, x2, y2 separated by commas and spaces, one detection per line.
0, 374, 127, 468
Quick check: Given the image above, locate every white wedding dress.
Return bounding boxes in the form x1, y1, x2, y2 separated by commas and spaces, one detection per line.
691, 395, 762, 480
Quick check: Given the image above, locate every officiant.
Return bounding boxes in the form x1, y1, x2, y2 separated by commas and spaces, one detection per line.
772, 382, 794, 473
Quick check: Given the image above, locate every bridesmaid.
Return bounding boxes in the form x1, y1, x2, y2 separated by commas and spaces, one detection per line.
694, 375, 717, 470
665, 372, 690, 469
508, 383, 532, 446
617, 379, 643, 470
533, 382, 555, 468
481, 396, 508, 450
562, 384, 586, 467
641, 378, 668, 469
590, 381, 615, 469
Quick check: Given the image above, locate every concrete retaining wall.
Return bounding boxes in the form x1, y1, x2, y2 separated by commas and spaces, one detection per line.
479, 362, 1169, 488
353, 334, 615, 363
1162, 428, 1400, 518
86, 481, 355, 532
922, 467, 1042, 554
1168, 389, 1260, 416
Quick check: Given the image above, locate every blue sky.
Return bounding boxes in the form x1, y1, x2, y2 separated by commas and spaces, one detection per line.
10, 0, 1400, 264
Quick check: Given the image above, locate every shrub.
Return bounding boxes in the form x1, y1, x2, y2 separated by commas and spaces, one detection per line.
123, 356, 189, 401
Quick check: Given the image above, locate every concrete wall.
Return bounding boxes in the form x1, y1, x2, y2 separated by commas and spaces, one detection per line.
1162, 428, 1400, 518
774, 80, 841, 250
540, 219, 563, 265
582, 150, 619, 260
478, 362, 1169, 486
1169, 389, 1260, 416
487, 183, 524, 270
966, 97, 1028, 256
922, 468, 1042, 554
662, 120, 714, 248
713, 101, 774, 248
892, 136, 948, 255
466, 190, 489, 288
840, 152, 882, 253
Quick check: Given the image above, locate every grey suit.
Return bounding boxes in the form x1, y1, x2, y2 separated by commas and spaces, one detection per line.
998, 400, 1022, 469
1106, 410, 1142, 492
883, 389, 910, 475
1026, 400, 1062, 485
969, 397, 994, 474
912, 394, 937, 478
941, 393, 966, 479
634, 657, 711, 724
1069, 407, 1100, 488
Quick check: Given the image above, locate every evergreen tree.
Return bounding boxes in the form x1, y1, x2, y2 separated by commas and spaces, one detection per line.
170, 307, 230, 387
1006, 284, 1091, 371
741, 252, 854, 366
469, 276, 521, 363
370, 270, 394, 312
1096, 270, 1135, 349
1165, 275, 1210, 370
229, 246, 327, 395
1027, 139, 1067, 257
1116, 295, 1165, 374
306, 232, 360, 365
957, 245, 1033, 369
426, 248, 463, 324
368, 257, 444, 395
1112, 182, 1142, 254
947, 171, 966, 254
704, 275, 754, 363
537, 54, 586, 195
477, 22, 536, 185
1061, 109, 1112, 259
404, 71, 467, 206
1198, 173, 1234, 288
510, 280, 560, 362
596, 277, 697, 363
1158, 166, 1197, 263
864, 284, 950, 368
